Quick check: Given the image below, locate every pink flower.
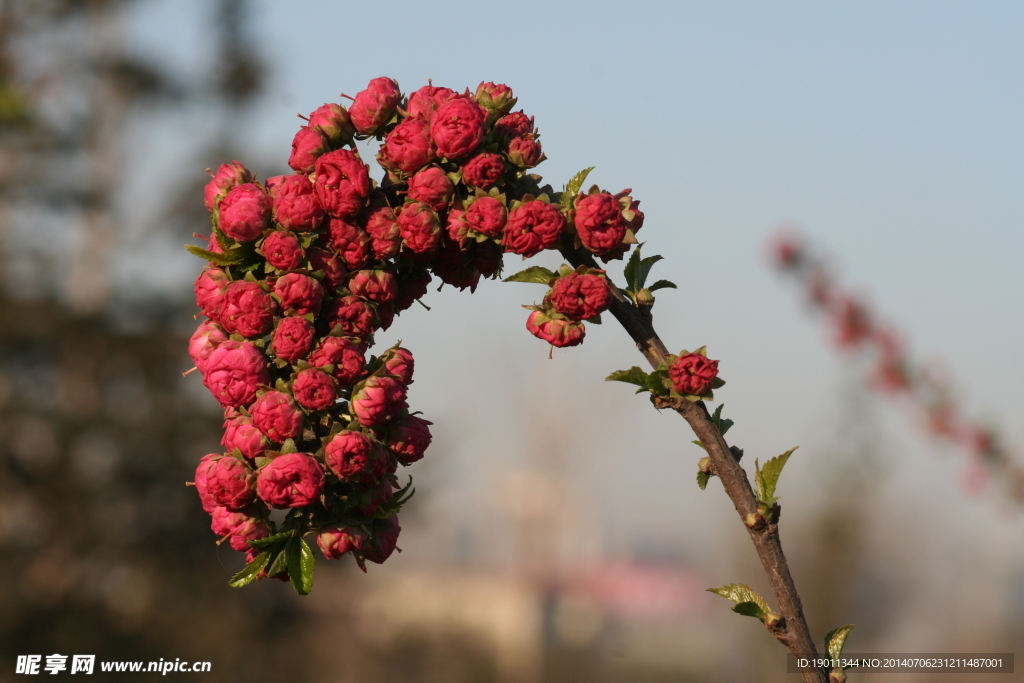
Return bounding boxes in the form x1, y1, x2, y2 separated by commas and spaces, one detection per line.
383, 347, 414, 385
574, 193, 627, 255
462, 153, 505, 189
250, 390, 304, 442
494, 111, 534, 142
354, 480, 393, 517
219, 280, 277, 337
288, 126, 329, 174
317, 525, 367, 560
307, 246, 346, 290
194, 453, 220, 512
309, 336, 366, 386
364, 206, 401, 260
503, 200, 566, 257
349, 77, 401, 135
204, 161, 252, 212
270, 173, 325, 232
473, 82, 516, 118
668, 353, 719, 396
430, 97, 486, 159
291, 368, 337, 411
405, 84, 456, 122
325, 217, 372, 270
313, 149, 370, 218
507, 136, 544, 168
406, 166, 453, 211
210, 506, 269, 551
194, 267, 230, 318
364, 516, 401, 564
348, 269, 397, 304
351, 376, 408, 427
260, 231, 305, 271
465, 196, 507, 237
219, 183, 271, 242
271, 316, 315, 363
550, 272, 610, 320
526, 310, 585, 348
307, 102, 355, 146
256, 453, 325, 509
324, 430, 386, 482
378, 117, 435, 176
188, 320, 228, 373
398, 201, 441, 258
386, 415, 433, 466
221, 414, 268, 461
195, 454, 256, 510
325, 295, 376, 339
201, 341, 269, 408
273, 272, 324, 316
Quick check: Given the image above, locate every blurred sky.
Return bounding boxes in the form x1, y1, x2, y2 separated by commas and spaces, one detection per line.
123, 0, 1023, 596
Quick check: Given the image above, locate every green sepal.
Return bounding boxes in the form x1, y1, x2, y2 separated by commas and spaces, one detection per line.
186, 244, 245, 266
280, 439, 298, 455
503, 266, 556, 284
711, 377, 726, 389
707, 583, 771, 622
754, 447, 797, 508
605, 366, 649, 388
288, 536, 315, 596
228, 551, 270, 588
254, 456, 272, 468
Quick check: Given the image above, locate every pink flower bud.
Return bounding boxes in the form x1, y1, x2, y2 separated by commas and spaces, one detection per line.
526, 310, 585, 348
473, 82, 516, 119
307, 246, 346, 290
324, 430, 386, 482
291, 368, 337, 411
364, 516, 401, 565
351, 376, 408, 428
462, 153, 505, 189
270, 173, 325, 232
288, 126, 329, 174
196, 454, 256, 510
507, 136, 544, 168
221, 414, 269, 461
219, 280, 276, 337
194, 453, 220, 512
325, 295, 376, 339
273, 272, 324, 316
406, 166, 453, 211
260, 231, 304, 272
349, 77, 401, 135
202, 341, 269, 408
378, 117, 436, 176
256, 453, 325, 509
317, 524, 367, 560
218, 183, 271, 242
194, 267, 230, 319
430, 97, 486, 159
364, 206, 401, 260
210, 506, 269, 552
307, 102, 356, 147
309, 336, 365, 386
550, 272, 610, 321
204, 161, 252, 212
348, 269, 397, 304
250, 390, 304, 442
494, 111, 534, 143
398, 201, 441, 258
668, 352, 719, 396
503, 200, 565, 257
464, 196, 507, 238
386, 415, 433, 466
189, 320, 228, 374
382, 347, 414, 385
325, 217, 372, 270
405, 84, 456, 122
271, 316, 315, 363
574, 193, 627, 255
313, 149, 370, 218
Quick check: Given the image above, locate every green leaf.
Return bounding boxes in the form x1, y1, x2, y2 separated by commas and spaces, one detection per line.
266, 545, 289, 578
647, 279, 678, 292
289, 537, 315, 596
605, 366, 649, 388
636, 254, 664, 292
562, 166, 595, 202
692, 439, 705, 449
228, 551, 270, 588
503, 266, 556, 284
711, 377, 726, 389
696, 470, 710, 490
185, 244, 243, 266
754, 447, 797, 506
624, 246, 643, 293
707, 583, 771, 622
825, 624, 855, 661
247, 531, 292, 549
281, 438, 298, 455
710, 404, 735, 436
645, 370, 669, 395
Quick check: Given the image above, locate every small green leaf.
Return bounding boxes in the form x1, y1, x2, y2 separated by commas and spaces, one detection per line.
266, 544, 289, 578
185, 244, 244, 266
707, 583, 772, 622
289, 537, 315, 596
247, 531, 292, 549
696, 470, 710, 490
563, 166, 595, 201
647, 279, 678, 292
710, 404, 735, 436
281, 439, 298, 455
825, 624, 855, 661
503, 266, 556, 284
624, 246, 643, 293
711, 377, 726, 389
692, 439, 705, 449
228, 551, 270, 588
732, 601, 767, 619
645, 371, 669, 395
755, 447, 797, 506
605, 366, 649, 387
636, 254, 665, 292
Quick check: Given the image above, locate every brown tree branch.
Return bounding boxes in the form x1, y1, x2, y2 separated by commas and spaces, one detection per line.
560, 242, 827, 683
